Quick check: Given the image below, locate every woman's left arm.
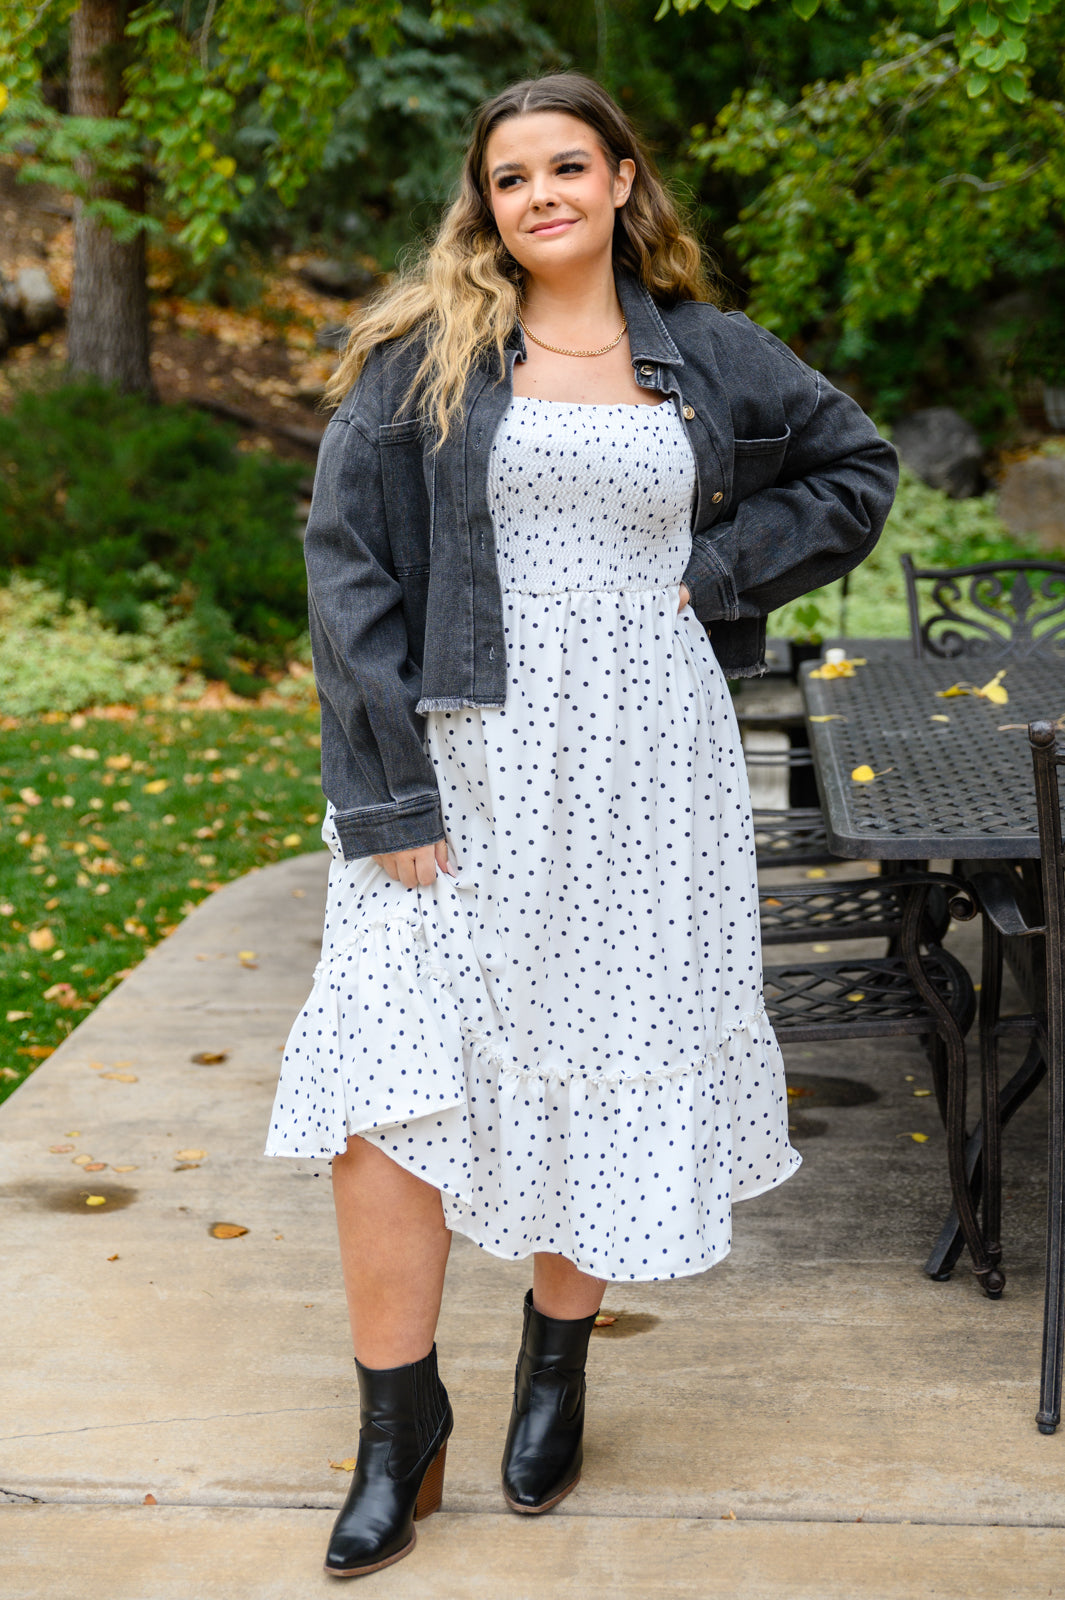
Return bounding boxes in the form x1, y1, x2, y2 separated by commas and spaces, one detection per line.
682, 325, 898, 625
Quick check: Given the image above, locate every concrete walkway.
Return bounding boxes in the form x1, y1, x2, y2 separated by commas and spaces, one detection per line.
2, 853, 1065, 1598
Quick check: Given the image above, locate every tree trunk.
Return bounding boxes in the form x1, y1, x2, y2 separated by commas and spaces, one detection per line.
67, 0, 152, 393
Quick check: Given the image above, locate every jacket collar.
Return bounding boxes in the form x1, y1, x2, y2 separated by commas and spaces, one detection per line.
505, 267, 684, 369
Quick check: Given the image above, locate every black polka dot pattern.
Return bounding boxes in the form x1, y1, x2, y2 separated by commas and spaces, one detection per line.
266, 398, 801, 1281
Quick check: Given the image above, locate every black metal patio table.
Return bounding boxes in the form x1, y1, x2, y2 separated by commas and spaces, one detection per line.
802, 653, 1062, 863
801, 652, 1065, 1287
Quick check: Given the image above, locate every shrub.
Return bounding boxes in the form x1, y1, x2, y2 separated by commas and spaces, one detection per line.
0, 576, 188, 716
0, 380, 307, 684
769, 463, 1042, 641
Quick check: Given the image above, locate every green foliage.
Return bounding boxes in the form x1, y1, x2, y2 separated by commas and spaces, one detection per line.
0, 382, 306, 687
0, 705, 325, 1103
0, 577, 186, 716
689, 14, 1065, 346
657, 0, 1057, 98
0, 0, 403, 260
768, 462, 1040, 640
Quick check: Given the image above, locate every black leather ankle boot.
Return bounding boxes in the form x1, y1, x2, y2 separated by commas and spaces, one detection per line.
501, 1289, 599, 1513
324, 1344, 452, 1578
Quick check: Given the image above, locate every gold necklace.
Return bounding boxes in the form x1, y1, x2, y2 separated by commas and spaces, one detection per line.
518, 317, 627, 359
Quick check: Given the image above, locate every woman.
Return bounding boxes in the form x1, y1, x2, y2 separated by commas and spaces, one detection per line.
266, 73, 897, 1578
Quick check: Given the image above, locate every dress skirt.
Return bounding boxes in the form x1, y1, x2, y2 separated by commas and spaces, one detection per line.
266, 396, 800, 1282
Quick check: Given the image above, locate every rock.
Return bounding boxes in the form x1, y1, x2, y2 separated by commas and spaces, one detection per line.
12, 267, 60, 334
298, 258, 376, 299
996, 452, 1065, 554
968, 290, 1041, 387
892, 407, 985, 499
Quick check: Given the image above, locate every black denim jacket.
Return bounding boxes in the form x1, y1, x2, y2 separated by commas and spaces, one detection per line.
306, 270, 898, 861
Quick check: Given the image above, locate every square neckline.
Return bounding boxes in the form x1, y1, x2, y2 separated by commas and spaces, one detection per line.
510, 394, 672, 410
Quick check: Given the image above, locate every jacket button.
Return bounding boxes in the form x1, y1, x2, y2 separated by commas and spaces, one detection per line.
639, 364, 654, 377
712, 491, 723, 503
683, 404, 695, 420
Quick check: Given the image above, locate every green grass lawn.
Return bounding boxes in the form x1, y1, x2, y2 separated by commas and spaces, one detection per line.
0, 704, 326, 1105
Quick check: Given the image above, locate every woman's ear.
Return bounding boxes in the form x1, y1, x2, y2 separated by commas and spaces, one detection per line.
614, 158, 636, 208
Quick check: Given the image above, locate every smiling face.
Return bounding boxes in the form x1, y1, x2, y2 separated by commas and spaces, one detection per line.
483, 111, 635, 285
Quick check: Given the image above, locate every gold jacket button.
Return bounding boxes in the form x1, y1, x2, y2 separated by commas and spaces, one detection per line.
682, 404, 695, 420
712, 490, 723, 503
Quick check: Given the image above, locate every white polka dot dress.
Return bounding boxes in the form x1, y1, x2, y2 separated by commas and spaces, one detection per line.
266, 397, 801, 1281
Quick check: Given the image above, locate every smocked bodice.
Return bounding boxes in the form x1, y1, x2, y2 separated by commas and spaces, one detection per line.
488, 397, 696, 594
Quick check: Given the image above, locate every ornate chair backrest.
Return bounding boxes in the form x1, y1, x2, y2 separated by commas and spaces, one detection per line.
902, 554, 1065, 661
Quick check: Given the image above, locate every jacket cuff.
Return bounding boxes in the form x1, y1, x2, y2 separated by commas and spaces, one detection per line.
683, 532, 740, 623
332, 794, 445, 860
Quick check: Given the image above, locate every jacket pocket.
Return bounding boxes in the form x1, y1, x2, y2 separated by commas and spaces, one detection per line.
378, 419, 431, 572
396, 561, 430, 666
731, 427, 791, 507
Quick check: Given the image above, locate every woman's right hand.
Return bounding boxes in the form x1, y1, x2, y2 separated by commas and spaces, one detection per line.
372, 839, 452, 888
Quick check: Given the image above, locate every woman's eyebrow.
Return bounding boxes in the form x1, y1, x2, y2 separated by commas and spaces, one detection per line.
489, 147, 592, 180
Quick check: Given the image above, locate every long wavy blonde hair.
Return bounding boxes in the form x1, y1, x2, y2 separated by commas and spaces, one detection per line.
325, 73, 717, 440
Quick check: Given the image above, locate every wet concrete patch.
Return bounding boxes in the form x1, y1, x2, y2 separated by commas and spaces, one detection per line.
0, 1181, 138, 1214
592, 1312, 661, 1340
787, 1112, 829, 1139
786, 1073, 879, 1109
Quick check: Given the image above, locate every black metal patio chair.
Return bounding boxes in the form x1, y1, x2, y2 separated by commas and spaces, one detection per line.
966, 721, 1065, 1431
741, 709, 836, 870
758, 869, 1000, 1293
901, 554, 1065, 662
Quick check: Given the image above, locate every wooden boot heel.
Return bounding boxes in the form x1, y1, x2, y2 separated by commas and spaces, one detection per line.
414, 1441, 448, 1520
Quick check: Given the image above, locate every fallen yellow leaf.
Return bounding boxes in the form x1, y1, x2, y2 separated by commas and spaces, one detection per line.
845, 992, 865, 1002
593, 1313, 617, 1327
805, 867, 827, 879
808, 714, 844, 722
930, 714, 950, 723
107, 1253, 119, 1261
175, 1148, 207, 1161
282, 833, 302, 847
237, 951, 256, 961
936, 684, 971, 699
210, 1222, 248, 1239
142, 779, 168, 794
329, 1458, 357, 1472
976, 669, 1008, 705
71, 1154, 94, 1166
49, 1143, 75, 1154
914, 1089, 932, 1098
808, 657, 867, 680
85, 1195, 107, 1206
6, 1009, 31, 1021
84, 1162, 107, 1172
112, 1164, 138, 1173
812, 943, 832, 953
897, 1132, 929, 1144
28, 927, 56, 952
101, 1072, 139, 1083
191, 1050, 229, 1065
